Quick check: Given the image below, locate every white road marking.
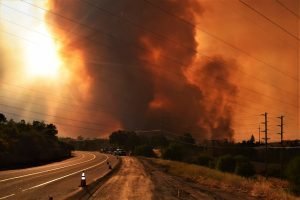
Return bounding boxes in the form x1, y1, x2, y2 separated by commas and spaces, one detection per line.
0, 153, 84, 177
0, 153, 96, 183
0, 194, 15, 199
22, 155, 109, 191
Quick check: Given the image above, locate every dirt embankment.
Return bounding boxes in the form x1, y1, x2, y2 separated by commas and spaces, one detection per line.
90, 157, 154, 200
140, 158, 258, 200
90, 157, 298, 200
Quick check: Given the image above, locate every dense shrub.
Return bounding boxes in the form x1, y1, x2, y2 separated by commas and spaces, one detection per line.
216, 155, 236, 172
197, 154, 213, 167
285, 156, 300, 193
209, 159, 216, 169
266, 164, 281, 178
235, 162, 254, 177
234, 155, 249, 163
0, 115, 71, 168
162, 143, 184, 161
234, 155, 255, 177
134, 145, 156, 157
235, 162, 255, 177
109, 130, 140, 150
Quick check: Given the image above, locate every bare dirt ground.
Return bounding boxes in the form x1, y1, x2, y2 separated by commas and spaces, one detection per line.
140, 159, 258, 200
90, 156, 259, 200
89, 157, 154, 200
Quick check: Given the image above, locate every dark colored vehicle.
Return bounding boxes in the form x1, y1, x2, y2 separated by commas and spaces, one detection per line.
114, 148, 127, 156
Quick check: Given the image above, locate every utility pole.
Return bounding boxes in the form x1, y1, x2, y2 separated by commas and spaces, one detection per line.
258, 125, 261, 144
261, 112, 269, 178
277, 115, 284, 178
277, 116, 284, 145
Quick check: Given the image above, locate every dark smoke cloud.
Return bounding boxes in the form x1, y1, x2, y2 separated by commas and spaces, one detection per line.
190, 57, 238, 140
47, 0, 238, 140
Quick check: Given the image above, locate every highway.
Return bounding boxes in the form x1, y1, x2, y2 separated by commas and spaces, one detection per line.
0, 151, 118, 200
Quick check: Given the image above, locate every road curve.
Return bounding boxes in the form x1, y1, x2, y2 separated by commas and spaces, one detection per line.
0, 151, 118, 200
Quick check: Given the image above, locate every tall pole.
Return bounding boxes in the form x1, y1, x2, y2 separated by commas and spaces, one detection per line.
262, 112, 269, 178
258, 125, 261, 144
277, 115, 284, 178
277, 116, 284, 145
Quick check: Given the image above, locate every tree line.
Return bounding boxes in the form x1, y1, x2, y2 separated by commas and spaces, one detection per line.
60, 136, 110, 151
108, 130, 300, 193
0, 113, 72, 169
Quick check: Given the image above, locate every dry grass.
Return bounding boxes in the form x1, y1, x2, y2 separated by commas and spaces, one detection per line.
148, 158, 299, 200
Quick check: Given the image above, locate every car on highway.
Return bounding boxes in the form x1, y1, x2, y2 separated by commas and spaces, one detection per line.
114, 148, 127, 156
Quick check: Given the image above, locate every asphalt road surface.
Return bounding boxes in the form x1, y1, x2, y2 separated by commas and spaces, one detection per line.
0, 151, 117, 200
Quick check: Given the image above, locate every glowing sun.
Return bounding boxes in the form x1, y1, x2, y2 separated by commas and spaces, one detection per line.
24, 24, 61, 78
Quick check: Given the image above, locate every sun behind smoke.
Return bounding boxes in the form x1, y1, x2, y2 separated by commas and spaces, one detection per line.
24, 23, 61, 79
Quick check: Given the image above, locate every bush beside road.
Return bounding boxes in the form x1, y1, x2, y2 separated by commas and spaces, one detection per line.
0, 114, 72, 169
142, 158, 298, 200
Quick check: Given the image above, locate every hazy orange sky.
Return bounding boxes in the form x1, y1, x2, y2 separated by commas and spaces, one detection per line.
0, 0, 299, 142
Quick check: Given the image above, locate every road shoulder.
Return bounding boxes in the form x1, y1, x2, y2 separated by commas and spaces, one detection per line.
90, 157, 154, 200
139, 158, 258, 200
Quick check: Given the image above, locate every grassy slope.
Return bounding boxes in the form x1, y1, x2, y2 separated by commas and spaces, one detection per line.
146, 158, 299, 200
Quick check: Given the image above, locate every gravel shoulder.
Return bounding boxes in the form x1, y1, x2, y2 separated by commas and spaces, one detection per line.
90, 156, 287, 200
90, 157, 154, 200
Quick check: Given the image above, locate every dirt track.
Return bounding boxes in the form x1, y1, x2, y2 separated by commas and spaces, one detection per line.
90, 157, 256, 200
90, 157, 154, 200
140, 159, 257, 200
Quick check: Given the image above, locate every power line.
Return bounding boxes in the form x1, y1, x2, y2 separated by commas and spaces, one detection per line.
79, 0, 299, 97
11, 0, 299, 97
239, 0, 299, 41
258, 124, 261, 144
227, 0, 296, 49
1, 26, 298, 118
261, 112, 269, 178
1, 26, 297, 116
277, 114, 284, 178
275, 0, 299, 18
1, 1, 298, 136
2, 1, 299, 106
2, 111, 104, 132
143, 0, 298, 81
0, 103, 108, 128
0, 94, 106, 118
277, 115, 284, 144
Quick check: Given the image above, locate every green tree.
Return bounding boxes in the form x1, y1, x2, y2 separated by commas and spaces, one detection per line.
216, 155, 236, 172
32, 121, 46, 131
0, 118, 71, 168
180, 133, 195, 144
0, 113, 7, 124
285, 156, 300, 192
150, 134, 169, 147
248, 134, 255, 144
197, 154, 213, 167
109, 130, 140, 150
162, 143, 184, 161
134, 145, 155, 157
234, 155, 255, 177
45, 124, 58, 137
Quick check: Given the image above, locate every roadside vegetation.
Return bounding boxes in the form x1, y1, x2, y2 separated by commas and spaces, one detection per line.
108, 130, 300, 196
146, 158, 298, 200
285, 156, 300, 194
0, 113, 72, 169
60, 136, 110, 151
